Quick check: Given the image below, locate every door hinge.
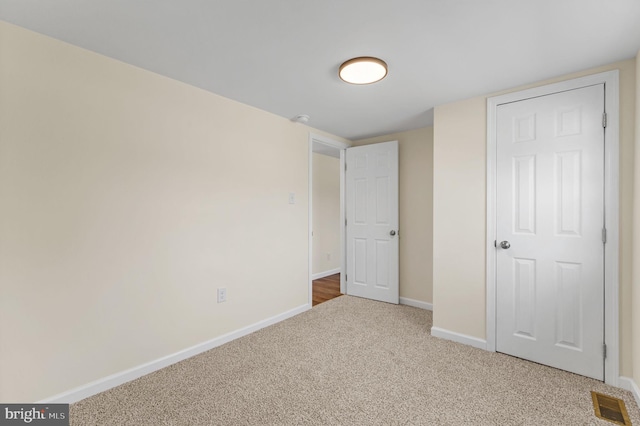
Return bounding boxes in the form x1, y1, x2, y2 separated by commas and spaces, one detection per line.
494, 240, 497, 248
345, 218, 347, 226
602, 227, 607, 244
603, 343, 607, 359
602, 112, 607, 128
345, 162, 347, 171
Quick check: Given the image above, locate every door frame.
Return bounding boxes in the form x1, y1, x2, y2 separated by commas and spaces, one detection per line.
308, 133, 350, 306
485, 70, 620, 385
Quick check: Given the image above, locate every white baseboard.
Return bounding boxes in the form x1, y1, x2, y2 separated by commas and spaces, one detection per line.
430, 326, 487, 350
399, 297, 433, 311
38, 303, 311, 404
311, 268, 341, 280
618, 376, 640, 408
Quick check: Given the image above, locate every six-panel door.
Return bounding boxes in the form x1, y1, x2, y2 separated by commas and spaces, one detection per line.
346, 141, 399, 304
495, 84, 605, 380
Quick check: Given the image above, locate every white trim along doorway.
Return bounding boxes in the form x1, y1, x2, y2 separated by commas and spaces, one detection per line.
308, 133, 350, 305
486, 70, 620, 386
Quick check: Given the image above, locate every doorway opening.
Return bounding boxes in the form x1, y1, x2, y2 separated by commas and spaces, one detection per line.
308, 134, 349, 307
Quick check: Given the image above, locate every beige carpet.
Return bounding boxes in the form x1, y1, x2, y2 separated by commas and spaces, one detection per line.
71, 296, 639, 425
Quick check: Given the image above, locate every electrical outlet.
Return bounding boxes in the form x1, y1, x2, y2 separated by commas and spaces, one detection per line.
217, 288, 227, 303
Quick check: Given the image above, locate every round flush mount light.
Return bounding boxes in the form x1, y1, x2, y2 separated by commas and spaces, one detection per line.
339, 57, 388, 85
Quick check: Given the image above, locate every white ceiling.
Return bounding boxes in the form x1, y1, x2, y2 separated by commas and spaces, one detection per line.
1, 1, 639, 140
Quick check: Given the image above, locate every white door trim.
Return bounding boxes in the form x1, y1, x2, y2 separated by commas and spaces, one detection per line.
486, 70, 620, 386
308, 133, 350, 305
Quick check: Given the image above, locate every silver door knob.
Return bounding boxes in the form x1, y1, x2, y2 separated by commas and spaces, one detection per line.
390, 230, 396, 236
500, 241, 511, 249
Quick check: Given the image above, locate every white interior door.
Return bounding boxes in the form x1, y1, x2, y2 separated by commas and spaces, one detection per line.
495, 84, 605, 380
346, 141, 399, 304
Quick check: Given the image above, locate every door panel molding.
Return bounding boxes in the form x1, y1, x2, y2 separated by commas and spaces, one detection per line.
486, 70, 619, 386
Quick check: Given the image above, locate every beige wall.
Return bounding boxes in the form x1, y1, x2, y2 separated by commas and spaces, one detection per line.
0, 21, 348, 402
633, 50, 640, 387
354, 127, 434, 304
432, 98, 488, 337
312, 153, 341, 274
433, 59, 636, 375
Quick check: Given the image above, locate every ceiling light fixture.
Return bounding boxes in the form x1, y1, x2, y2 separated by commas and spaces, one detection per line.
339, 57, 388, 85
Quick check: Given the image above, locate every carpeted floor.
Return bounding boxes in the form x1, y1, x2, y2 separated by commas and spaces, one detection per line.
71, 295, 640, 425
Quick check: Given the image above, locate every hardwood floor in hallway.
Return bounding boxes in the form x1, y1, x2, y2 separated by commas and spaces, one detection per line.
312, 273, 341, 306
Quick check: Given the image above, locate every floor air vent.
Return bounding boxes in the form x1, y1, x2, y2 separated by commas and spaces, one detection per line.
591, 391, 631, 425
